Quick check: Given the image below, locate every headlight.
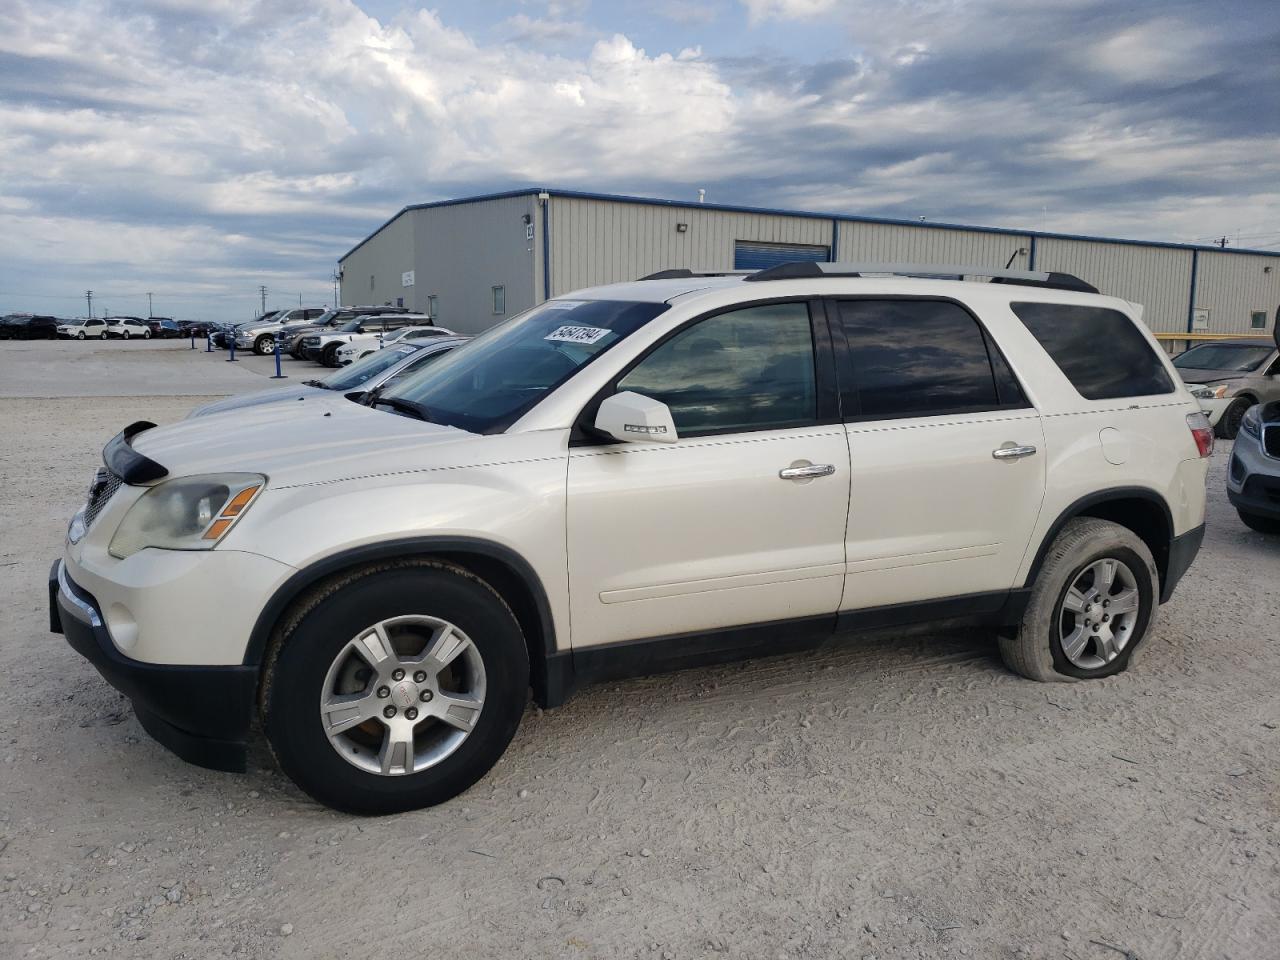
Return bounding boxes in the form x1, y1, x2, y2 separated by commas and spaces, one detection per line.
1240, 404, 1261, 440
1190, 384, 1230, 400
109, 473, 264, 559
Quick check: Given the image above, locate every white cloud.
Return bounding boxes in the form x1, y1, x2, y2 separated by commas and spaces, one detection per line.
739, 0, 837, 24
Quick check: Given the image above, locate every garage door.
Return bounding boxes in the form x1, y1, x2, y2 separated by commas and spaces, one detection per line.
733, 241, 831, 271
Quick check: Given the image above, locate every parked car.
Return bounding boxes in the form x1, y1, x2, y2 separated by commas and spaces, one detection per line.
0, 314, 60, 339
51, 262, 1209, 814
281, 306, 411, 359
211, 311, 284, 349
176, 320, 212, 338
1174, 337, 1279, 439
104, 316, 152, 340
147, 318, 181, 338
188, 337, 468, 418
58, 317, 111, 339
302, 315, 440, 367
1226, 400, 1280, 533
333, 322, 455, 365
233, 306, 328, 355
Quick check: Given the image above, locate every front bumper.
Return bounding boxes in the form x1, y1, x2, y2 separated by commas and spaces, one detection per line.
50, 560, 255, 772
1225, 430, 1280, 519
1195, 396, 1232, 426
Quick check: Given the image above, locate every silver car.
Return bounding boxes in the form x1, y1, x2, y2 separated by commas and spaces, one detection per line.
188, 336, 468, 419
1173, 337, 1280, 438
1227, 400, 1280, 534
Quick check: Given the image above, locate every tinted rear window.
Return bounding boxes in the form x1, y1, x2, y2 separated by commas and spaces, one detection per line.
1011, 302, 1173, 400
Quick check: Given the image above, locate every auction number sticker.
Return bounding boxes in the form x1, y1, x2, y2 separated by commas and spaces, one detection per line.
545, 324, 610, 345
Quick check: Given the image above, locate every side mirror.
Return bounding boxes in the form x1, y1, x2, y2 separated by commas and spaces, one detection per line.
594, 391, 679, 444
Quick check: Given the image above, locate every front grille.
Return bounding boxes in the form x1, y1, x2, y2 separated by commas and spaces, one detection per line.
83, 468, 123, 529
1264, 425, 1280, 459
1242, 475, 1280, 505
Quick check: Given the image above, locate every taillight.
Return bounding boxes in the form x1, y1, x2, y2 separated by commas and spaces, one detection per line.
1187, 411, 1214, 458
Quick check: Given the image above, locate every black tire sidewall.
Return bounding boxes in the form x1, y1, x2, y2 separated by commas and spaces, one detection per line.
321, 344, 339, 366
1045, 543, 1156, 679
264, 566, 529, 814
1220, 398, 1251, 439
255, 335, 273, 355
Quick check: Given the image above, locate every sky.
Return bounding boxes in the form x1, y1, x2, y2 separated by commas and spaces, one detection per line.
1, 0, 1277, 322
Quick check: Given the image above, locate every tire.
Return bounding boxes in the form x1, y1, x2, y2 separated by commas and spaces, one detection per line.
143, 330, 151, 339
254, 335, 275, 356
262, 560, 529, 814
1237, 509, 1280, 535
1216, 397, 1253, 440
122, 330, 130, 340
321, 343, 341, 367
100, 331, 108, 340
999, 518, 1158, 682
77, 331, 85, 340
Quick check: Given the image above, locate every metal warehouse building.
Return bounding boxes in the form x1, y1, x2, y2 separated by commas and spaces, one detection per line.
338, 188, 1280, 346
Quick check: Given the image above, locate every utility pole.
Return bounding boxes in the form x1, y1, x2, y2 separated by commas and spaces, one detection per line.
1218, 236, 1228, 248
331, 270, 340, 307
258, 284, 268, 316
146, 292, 153, 317
85, 290, 93, 318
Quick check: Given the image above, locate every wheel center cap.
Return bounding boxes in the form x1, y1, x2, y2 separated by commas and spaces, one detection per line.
390, 680, 419, 709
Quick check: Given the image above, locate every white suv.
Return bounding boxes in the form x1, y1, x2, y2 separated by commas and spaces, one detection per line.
51, 263, 1211, 814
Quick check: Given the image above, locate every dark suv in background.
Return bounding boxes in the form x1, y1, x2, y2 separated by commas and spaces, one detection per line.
281, 305, 411, 358
0, 314, 61, 339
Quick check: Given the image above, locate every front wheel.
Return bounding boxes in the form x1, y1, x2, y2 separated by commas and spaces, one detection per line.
321, 343, 342, 367
77, 331, 86, 340
1000, 518, 1158, 682
254, 335, 275, 356
142, 330, 151, 339
1216, 397, 1252, 440
1238, 509, 1280, 535
263, 561, 529, 814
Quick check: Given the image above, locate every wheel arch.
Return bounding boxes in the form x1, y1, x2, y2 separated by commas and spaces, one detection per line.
245, 537, 564, 706
1024, 487, 1174, 600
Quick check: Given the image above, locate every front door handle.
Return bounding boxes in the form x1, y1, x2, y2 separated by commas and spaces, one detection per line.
992, 443, 1038, 460
779, 463, 836, 480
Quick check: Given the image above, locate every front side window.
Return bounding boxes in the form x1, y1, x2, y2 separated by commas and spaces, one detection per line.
616, 302, 817, 436
838, 300, 1025, 418
1012, 302, 1174, 400
385, 299, 668, 433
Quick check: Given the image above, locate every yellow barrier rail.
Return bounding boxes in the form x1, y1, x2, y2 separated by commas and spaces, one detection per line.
1152, 331, 1272, 342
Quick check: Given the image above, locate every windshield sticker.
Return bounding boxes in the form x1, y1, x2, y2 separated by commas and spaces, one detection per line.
545, 324, 611, 345
542, 300, 586, 311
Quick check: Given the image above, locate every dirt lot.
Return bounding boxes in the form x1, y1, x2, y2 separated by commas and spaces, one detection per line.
1, 340, 1277, 960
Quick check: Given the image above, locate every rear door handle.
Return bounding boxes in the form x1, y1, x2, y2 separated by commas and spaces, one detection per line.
779, 463, 836, 480
992, 444, 1037, 460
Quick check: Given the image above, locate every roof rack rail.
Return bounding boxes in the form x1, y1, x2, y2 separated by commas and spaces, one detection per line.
742, 261, 1098, 294
637, 268, 754, 281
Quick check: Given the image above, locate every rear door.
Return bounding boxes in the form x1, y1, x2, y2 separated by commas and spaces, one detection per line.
833, 298, 1047, 611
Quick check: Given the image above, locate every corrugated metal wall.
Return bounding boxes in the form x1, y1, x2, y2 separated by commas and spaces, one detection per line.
837, 222, 1032, 270
548, 197, 830, 295
339, 211, 415, 310
1034, 238, 1192, 334
1194, 252, 1280, 337
414, 195, 540, 334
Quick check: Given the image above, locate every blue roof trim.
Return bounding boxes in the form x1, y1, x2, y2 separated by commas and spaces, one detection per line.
338, 186, 1280, 263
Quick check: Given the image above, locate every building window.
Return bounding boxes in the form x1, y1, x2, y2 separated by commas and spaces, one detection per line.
1251, 311, 1267, 329
492, 285, 506, 315
427, 295, 439, 319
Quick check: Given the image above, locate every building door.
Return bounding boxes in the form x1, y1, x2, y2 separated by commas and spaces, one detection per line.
733, 241, 830, 271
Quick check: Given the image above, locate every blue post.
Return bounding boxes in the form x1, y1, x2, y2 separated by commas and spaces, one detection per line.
205, 331, 212, 353
270, 336, 287, 379
189, 330, 196, 350
227, 334, 238, 362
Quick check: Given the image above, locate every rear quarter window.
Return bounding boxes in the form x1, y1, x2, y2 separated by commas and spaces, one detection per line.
1010, 302, 1174, 400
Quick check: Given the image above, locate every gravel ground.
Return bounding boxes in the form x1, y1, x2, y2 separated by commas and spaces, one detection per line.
1, 341, 1277, 960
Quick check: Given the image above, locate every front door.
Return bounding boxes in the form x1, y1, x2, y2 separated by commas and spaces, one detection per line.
833, 298, 1048, 610
567, 301, 851, 648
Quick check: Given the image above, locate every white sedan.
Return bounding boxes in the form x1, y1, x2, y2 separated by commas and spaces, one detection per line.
335, 325, 457, 365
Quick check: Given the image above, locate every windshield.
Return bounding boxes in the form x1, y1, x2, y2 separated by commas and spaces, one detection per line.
321, 344, 426, 390
384, 299, 669, 433
335, 318, 367, 333
1173, 343, 1273, 373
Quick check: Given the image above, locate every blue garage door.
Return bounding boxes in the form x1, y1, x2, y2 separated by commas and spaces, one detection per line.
733, 240, 830, 270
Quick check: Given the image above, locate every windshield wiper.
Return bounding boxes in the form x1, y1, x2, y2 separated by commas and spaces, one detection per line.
372, 396, 431, 421
301, 378, 331, 389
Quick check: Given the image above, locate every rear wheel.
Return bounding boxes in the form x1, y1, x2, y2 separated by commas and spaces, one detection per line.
1216, 397, 1253, 440
122, 329, 130, 339
262, 561, 529, 814
1237, 509, 1280, 535
1000, 518, 1157, 682
254, 335, 275, 356
142, 329, 151, 339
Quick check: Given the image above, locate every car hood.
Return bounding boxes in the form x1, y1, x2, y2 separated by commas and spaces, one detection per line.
1175, 367, 1245, 384
133, 393, 476, 488
187, 385, 335, 418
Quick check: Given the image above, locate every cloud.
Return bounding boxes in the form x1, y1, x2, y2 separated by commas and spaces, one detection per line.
0, 0, 1276, 320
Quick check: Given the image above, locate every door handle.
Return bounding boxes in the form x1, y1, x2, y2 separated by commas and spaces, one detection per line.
779, 463, 836, 480
992, 443, 1037, 460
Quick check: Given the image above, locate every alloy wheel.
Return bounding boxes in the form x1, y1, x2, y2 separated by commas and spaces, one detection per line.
319, 615, 486, 776
1058, 558, 1141, 669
